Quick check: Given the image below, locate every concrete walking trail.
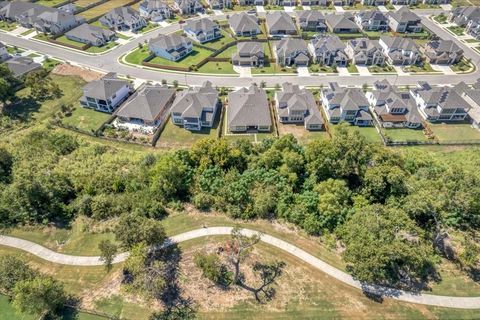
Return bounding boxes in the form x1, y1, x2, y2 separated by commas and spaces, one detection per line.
1, 227, 480, 310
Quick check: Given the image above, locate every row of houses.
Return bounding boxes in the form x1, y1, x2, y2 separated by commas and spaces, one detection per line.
0, 43, 42, 78
215, 0, 447, 6
256, 8, 423, 36
449, 7, 480, 40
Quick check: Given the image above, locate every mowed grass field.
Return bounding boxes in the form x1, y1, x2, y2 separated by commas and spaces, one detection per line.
430, 123, 480, 142
74, 0, 102, 8
77, 0, 134, 19
62, 106, 111, 132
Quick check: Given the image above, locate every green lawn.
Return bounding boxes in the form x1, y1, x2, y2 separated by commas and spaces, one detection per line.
0, 20, 17, 31
464, 38, 479, 43
139, 22, 159, 34
20, 29, 34, 36
433, 14, 448, 24
368, 65, 396, 73
124, 47, 150, 65
347, 64, 358, 73
251, 62, 296, 74
56, 35, 85, 49
404, 63, 439, 73
62, 106, 111, 132
202, 30, 236, 51
156, 113, 220, 147
447, 26, 465, 36
0, 295, 35, 320
383, 128, 427, 142
6, 46, 25, 54
35, 0, 67, 6
430, 124, 480, 142
308, 64, 336, 73
7, 75, 86, 124
451, 59, 474, 73
149, 47, 213, 68
43, 58, 62, 72
85, 41, 118, 53
215, 44, 237, 58
331, 123, 382, 144
197, 61, 236, 74
77, 0, 133, 19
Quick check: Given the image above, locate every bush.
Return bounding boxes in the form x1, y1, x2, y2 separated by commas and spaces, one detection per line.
194, 251, 232, 286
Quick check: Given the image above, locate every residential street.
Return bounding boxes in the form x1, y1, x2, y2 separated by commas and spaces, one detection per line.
1, 10, 479, 87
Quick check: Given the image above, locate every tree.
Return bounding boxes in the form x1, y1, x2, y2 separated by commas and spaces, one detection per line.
12, 275, 67, 316
0, 256, 36, 293
227, 227, 261, 284
24, 69, 62, 101
0, 146, 13, 183
98, 239, 118, 272
149, 153, 190, 201
0, 77, 15, 107
194, 251, 231, 286
314, 178, 352, 232
114, 213, 166, 249
340, 205, 435, 287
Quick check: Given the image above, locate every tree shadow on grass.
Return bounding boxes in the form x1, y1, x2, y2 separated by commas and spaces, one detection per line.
4, 96, 40, 122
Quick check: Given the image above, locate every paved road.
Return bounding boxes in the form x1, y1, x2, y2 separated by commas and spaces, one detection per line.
1, 11, 479, 87
1, 227, 480, 309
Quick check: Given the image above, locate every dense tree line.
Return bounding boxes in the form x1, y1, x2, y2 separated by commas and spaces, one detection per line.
1, 124, 479, 289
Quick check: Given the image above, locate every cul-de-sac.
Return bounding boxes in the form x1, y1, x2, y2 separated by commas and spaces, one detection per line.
1, 0, 480, 319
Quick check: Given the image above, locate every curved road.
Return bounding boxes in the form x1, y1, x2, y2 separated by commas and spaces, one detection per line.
1, 12, 479, 87
1, 226, 480, 309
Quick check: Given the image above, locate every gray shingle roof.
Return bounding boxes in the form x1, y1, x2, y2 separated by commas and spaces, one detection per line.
227, 85, 271, 128
414, 82, 470, 111
310, 34, 345, 52
236, 41, 263, 55
5, 56, 41, 78
326, 13, 359, 30
388, 7, 420, 23
184, 17, 218, 33
228, 12, 259, 33
296, 10, 325, 22
276, 38, 308, 56
171, 81, 218, 119
266, 11, 296, 33
66, 23, 115, 43
116, 84, 175, 122
83, 72, 129, 100
149, 34, 192, 50
356, 10, 388, 22
380, 36, 418, 51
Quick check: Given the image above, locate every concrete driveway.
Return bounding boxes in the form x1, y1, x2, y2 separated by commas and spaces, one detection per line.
431, 64, 456, 75
256, 5, 265, 12
337, 67, 351, 76
357, 65, 371, 76
297, 66, 310, 77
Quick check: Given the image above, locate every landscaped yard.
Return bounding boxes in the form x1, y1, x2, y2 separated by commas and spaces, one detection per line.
447, 26, 465, 36
85, 41, 118, 53
0, 21, 17, 31
77, 0, 133, 19
197, 61, 236, 74
202, 30, 236, 50
62, 105, 111, 132
139, 22, 159, 34
215, 44, 237, 58
383, 128, 428, 142
124, 46, 150, 65
347, 63, 358, 73
331, 123, 382, 144
56, 35, 86, 49
404, 63, 439, 73
451, 59, 474, 72
149, 47, 213, 68
433, 14, 448, 24
251, 62, 296, 74
308, 64, 336, 73
430, 123, 480, 142
368, 65, 396, 73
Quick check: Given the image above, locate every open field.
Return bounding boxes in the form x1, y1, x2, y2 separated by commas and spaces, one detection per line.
430, 123, 480, 142
35, 0, 67, 6
78, 0, 134, 19
73, 0, 101, 8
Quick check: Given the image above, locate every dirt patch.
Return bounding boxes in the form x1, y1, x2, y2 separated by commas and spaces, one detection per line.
277, 122, 310, 138
52, 64, 104, 82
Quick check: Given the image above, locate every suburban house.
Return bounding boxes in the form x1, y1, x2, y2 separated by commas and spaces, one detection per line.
0, 1, 82, 35
238, 0, 265, 5
5, 57, 41, 79
379, 36, 421, 65
410, 82, 470, 122
321, 82, 373, 126
346, 38, 385, 66
115, 84, 176, 133
275, 38, 310, 67
390, 0, 418, 5
388, 7, 422, 33
99, 7, 147, 32
271, 0, 297, 6
423, 39, 463, 65
466, 19, 480, 40
333, 0, 355, 6
228, 12, 260, 37
58, 3, 77, 14
275, 82, 324, 130
366, 80, 423, 129
227, 85, 271, 132
149, 34, 193, 61
0, 42, 10, 62
361, 0, 386, 5
296, 11, 327, 32
173, 0, 204, 15
308, 34, 348, 67
325, 13, 360, 33
207, 0, 232, 9
183, 18, 221, 43
456, 81, 480, 129
449, 6, 480, 27
65, 23, 116, 47
423, 0, 449, 4
80, 72, 132, 113
232, 42, 265, 67
266, 12, 297, 36
300, 0, 327, 5
170, 81, 219, 131
354, 10, 389, 31
138, 0, 173, 22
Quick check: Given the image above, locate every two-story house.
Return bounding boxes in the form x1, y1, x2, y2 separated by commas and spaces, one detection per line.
321, 82, 373, 126
449, 6, 480, 27
65, 23, 116, 47
171, 81, 219, 131
308, 34, 348, 67
99, 7, 147, 32
138, 0, 173, 22
346, 38, 386, 66
266, 11, 297, 36
33, 10, 83, 35
115, 84, 176, 133
228, 12, 260, 37
466, 18, 480, 40
232, 42, 265, 67
275, 82, 324, 130
325, 13, 360, 33
388, 7, 422, 33
275, 38, 310, 66
0, 42, 10, 62
296, 11, 327, 32
423, 39, 463, 65
379, 36, 421, 65
366, 79, 423, 129
174, 0, 204, 15
208, 0, 232, 9
361, 0, 386, 5
80, 72, 132, 113
410, 82, 470, 122
227, 85, 271, 132
149, 34, 193, 61
183, 18, 221, 43
354, 10, 389, 32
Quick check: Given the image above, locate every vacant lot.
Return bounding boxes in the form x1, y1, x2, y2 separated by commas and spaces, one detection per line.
78, 0, 133, 19
197, 61, 235, 74
36, 0, 67, 6
430, 123, 480, 142
383, 128, 428, 142
74, 0, 102, 8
